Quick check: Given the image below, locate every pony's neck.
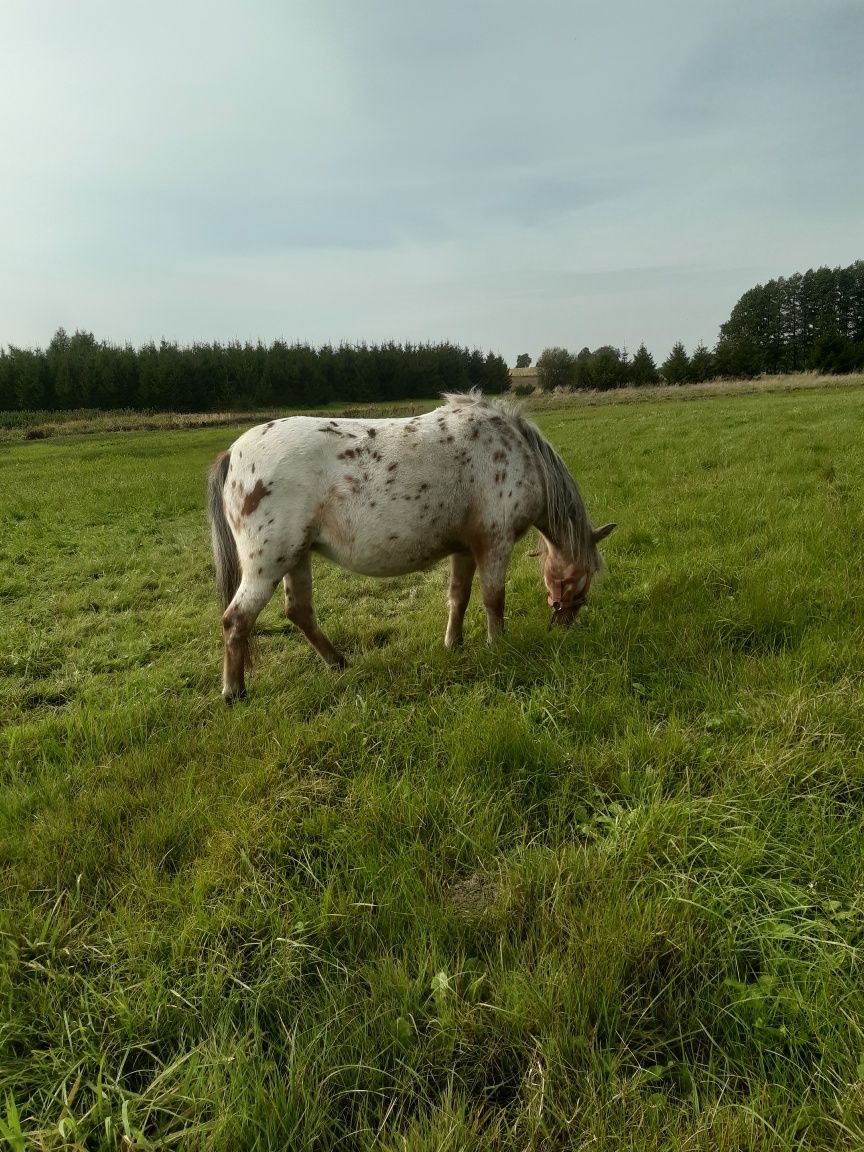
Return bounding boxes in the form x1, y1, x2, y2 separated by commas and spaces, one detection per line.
532, 470, 590, 568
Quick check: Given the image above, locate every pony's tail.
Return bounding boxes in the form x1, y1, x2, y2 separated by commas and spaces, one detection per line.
207, 449, 257, 666
207, 449, 242, 611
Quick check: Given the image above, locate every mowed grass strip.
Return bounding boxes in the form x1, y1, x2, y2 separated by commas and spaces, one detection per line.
1, 387, 863, 1150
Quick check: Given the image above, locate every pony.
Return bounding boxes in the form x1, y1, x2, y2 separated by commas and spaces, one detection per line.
207, 391, 615, 701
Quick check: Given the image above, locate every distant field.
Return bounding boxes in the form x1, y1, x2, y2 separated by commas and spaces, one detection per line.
2, 371, 863, 444
2, 386, 864, 1149
0, 398, 436, 444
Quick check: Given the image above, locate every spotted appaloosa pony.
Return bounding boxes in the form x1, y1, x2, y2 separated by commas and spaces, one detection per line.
207, 391, 615, 701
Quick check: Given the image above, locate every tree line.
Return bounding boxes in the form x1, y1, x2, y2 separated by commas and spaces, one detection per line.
0, 332, 510, 412
526, 260, 864, 391
527, 340, 726, 391
2, 260, 861, 410
717, 260, 864, 375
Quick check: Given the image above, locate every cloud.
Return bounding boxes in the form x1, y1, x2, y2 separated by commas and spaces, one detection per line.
0, 0, 861, 361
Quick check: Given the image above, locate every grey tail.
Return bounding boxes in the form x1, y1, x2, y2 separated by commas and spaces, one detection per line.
207, 449, 256, 667
207, 450, 241, 610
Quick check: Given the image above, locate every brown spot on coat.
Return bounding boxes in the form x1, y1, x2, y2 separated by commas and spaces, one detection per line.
387, 461, 398, 472
241, 479, 271, 517
367, 427, 377, 437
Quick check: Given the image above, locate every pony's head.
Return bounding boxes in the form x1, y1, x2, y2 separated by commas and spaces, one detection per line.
538, 522, 616, 627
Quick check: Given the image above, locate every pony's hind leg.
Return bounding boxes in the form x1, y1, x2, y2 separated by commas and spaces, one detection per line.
283, 552, 347, 669
445, 553, 476, 648
222, 574, 278, 703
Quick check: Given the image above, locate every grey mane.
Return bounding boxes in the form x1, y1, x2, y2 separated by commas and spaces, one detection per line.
442, 390, 598, 570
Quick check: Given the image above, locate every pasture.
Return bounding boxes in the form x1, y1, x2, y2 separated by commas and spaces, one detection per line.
2, 384, 864, 1150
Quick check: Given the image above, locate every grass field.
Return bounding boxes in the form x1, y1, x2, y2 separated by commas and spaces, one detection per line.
2, 385, 864, 1149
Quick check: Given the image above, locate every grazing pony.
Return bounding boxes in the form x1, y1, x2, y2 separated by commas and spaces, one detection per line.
207, 392, 615, 701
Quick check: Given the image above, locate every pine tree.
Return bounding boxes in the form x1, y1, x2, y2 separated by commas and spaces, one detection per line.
689, 342, 715, 382
629, 343, 659, 386
661, 342, 691, 385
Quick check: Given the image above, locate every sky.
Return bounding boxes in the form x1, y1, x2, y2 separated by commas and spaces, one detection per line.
1, 0, 861, 365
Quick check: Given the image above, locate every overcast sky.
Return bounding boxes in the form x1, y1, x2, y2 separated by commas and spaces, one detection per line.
1, 0, 861, 364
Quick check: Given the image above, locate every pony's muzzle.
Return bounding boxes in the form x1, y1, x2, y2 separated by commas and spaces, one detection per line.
548, 600, 585, 629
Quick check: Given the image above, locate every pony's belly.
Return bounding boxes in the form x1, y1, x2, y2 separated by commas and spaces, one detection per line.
314, 521, 457, 578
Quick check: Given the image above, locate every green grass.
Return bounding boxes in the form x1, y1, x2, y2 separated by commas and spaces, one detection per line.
1, 386, 864, 1149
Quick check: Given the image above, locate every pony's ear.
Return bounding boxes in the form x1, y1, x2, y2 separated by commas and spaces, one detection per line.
591, 522, 617, 544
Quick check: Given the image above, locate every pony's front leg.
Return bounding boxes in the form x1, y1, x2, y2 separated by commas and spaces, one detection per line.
283, 553, 347, 669
445, 553, 476, 648
475, 544, 512, 644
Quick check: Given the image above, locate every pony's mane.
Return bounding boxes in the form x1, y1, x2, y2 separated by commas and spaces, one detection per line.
442, 390, 597, 570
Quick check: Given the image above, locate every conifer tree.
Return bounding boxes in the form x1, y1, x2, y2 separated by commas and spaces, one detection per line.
629, 343, 659, 386
689, 342, 715, 382
661, 341, 691, 385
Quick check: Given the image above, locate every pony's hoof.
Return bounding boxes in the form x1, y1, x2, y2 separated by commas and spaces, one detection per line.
222, 686, 246, 705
